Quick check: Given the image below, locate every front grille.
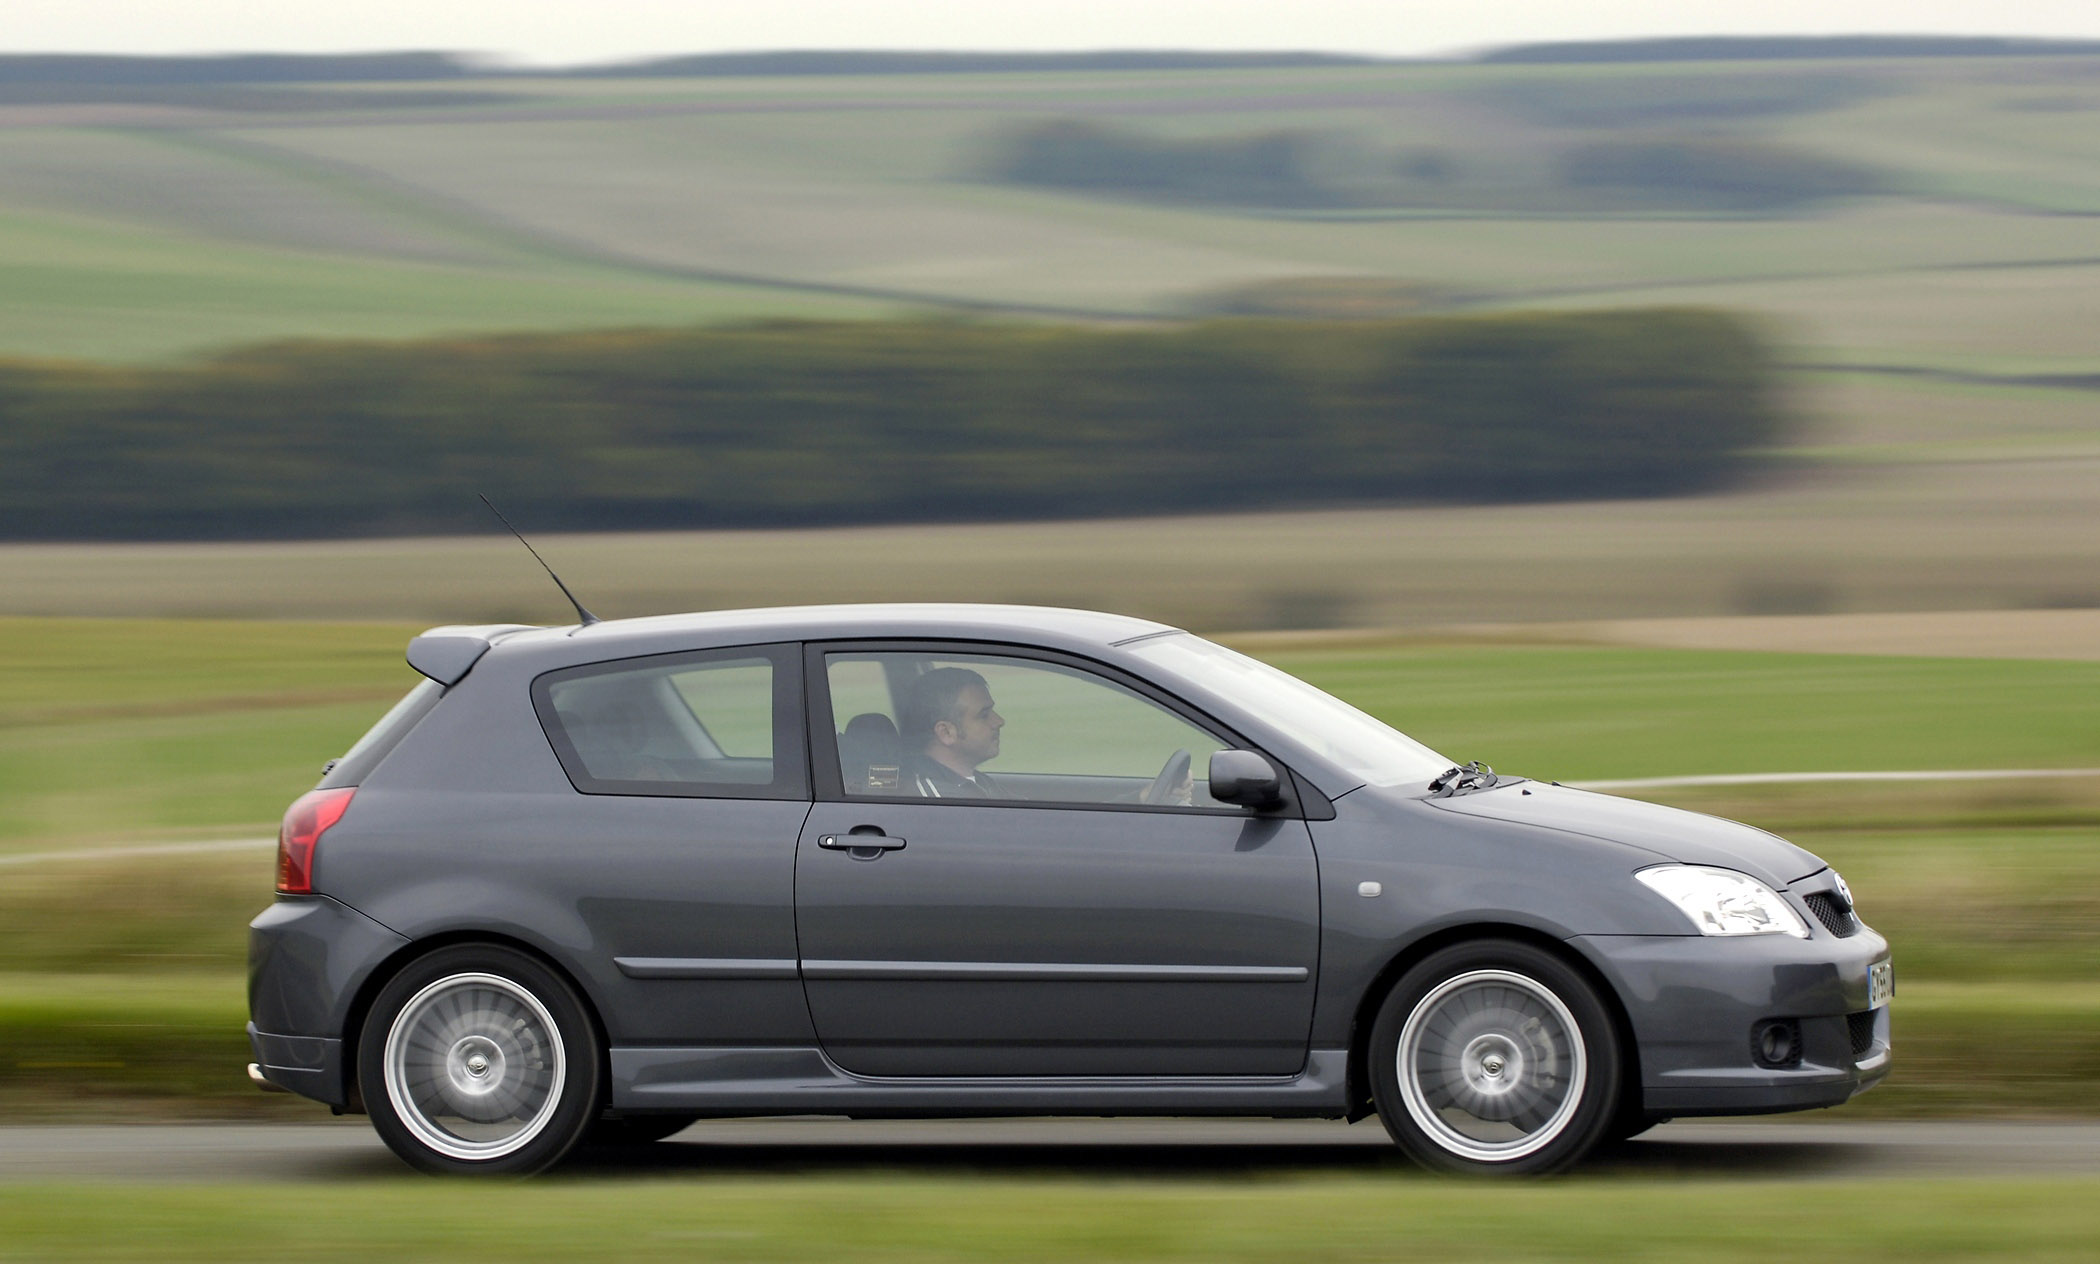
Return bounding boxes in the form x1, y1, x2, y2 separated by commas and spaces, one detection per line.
1803, 891, 1860, 938
1847, 1010, 1878, 1058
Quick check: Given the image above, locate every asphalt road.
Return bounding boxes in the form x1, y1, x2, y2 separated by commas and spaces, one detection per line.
4, 1119, 2098, 1182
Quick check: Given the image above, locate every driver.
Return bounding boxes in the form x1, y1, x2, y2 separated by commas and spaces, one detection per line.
898, 667, 1009, 798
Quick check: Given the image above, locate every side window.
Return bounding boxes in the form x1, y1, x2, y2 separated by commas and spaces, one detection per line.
825, 651, 1232, 809
534, 645, 805, 800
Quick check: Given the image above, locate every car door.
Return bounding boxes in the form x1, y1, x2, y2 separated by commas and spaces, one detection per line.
794, 643, 1321, 1078
526, 643, 814, 1046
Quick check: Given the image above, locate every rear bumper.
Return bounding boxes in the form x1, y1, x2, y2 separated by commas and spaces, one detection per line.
1573, 926, 1893, 1117
245, 1027, 345, 1105
248, 893, 409, 1108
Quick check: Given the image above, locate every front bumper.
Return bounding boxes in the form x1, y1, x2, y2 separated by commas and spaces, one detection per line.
1573, 921, 1892, 1116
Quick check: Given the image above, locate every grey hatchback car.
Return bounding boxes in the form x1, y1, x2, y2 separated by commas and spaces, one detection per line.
248, 604, 1891, 1175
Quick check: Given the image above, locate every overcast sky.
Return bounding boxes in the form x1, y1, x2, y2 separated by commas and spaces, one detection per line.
11, 1, 2100, 66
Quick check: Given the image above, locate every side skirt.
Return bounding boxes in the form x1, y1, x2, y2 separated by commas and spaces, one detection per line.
609, 1046, 1352, 1117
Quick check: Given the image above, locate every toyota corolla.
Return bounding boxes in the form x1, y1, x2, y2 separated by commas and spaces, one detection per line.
248, 604, 1891, 1174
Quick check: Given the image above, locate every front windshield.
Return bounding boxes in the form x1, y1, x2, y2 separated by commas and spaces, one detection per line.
1129, 634, 1451, 790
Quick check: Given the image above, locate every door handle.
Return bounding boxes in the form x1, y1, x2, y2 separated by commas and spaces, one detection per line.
818, 832, 906, 851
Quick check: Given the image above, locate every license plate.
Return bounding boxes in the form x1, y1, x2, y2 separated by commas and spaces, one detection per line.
1868, 959, 1895, 1009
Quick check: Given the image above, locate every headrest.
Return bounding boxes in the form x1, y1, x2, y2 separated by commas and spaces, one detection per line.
842, 712, 899, 742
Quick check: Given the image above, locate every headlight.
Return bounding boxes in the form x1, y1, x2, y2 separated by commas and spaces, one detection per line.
1635, 865, 1809, 938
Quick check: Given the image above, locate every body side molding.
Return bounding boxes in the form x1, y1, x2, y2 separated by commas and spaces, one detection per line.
613, 957, 800, 980
610, 1046, 1351, 1115
799, 960, 1309, 983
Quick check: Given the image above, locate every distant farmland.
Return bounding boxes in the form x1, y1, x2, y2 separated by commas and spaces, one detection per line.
0, 52, 2093, 484
0, 53, 2095, 369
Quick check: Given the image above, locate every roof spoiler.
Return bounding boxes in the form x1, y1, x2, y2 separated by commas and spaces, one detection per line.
405, 624, 537, 686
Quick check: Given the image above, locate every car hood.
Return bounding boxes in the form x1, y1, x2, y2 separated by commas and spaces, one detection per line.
1424, 781, 1824, 887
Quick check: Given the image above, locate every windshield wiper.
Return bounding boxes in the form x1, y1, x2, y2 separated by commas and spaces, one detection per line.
1429, 761, 1497, 797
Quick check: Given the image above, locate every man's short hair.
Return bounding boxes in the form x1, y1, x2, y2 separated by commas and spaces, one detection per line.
899, 667, 989, 741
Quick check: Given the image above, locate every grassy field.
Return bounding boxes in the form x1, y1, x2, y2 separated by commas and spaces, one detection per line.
1, 617, 2096, 1117
7, 1175, 2100, 1261
11, 852, 2100, 1118
3, 61, 2095, 353
0, 619, 421, 851
0, 202, 900, 366
1272, 644, 2100, 779
4, 616, 2097, 852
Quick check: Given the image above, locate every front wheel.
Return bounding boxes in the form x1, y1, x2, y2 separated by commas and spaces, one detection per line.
358, 945, 603, 1175
1369, 940, 1622, 1175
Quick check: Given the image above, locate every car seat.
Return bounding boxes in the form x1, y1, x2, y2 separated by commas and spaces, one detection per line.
837, 712, 902, 794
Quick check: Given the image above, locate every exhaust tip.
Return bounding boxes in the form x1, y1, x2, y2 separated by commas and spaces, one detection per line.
248, 1063, 289, 1093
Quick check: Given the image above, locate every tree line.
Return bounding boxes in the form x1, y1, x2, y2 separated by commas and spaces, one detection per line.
981, 119, 1887, 213
0, 311, 1787, 541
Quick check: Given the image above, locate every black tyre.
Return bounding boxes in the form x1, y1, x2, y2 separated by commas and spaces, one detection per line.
1369, 939, 1623, 1175
358, 944, 603, 1175
1608, 1109, 1670, 1145
583, 1114, 698, 1147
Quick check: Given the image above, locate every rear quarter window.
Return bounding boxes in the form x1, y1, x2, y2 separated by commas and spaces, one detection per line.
532, 643, 806, 800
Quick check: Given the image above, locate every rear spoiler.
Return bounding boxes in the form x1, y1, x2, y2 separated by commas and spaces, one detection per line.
405, 624, 537, 686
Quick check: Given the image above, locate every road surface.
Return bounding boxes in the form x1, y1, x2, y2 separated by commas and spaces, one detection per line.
3, 1119, 2097, 1182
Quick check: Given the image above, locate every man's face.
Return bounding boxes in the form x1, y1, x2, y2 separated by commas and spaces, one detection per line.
935, 683, 1003, 770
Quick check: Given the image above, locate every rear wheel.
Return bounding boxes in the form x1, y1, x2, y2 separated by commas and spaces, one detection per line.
1369, 939, 1622, 1175
358, 945, 602, 1175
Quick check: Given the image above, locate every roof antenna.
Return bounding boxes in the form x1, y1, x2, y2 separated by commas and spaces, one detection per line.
478, 494, 600, 627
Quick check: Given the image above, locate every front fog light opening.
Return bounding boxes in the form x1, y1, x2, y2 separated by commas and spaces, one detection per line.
1752, 1019, 1803, 1070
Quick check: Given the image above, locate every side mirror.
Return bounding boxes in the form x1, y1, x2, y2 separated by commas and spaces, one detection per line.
1209, 750, 1284, 809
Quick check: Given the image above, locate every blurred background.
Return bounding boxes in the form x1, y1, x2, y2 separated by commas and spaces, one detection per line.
1, 0, 2097, 1192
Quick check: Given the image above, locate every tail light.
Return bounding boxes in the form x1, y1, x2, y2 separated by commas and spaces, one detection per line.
277, 787, 356, 894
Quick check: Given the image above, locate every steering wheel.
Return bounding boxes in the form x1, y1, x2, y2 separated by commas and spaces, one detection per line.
1143, 748, 1192, 806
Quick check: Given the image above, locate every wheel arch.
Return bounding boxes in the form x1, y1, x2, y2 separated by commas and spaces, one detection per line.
1341, 923, 1642, 1124
336, 930, 612, 1115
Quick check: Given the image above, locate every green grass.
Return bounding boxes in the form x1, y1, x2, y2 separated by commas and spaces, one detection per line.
4, 1175, 2100, 1260
0, 618, 419, 722
1857, 983, 2100, 1117
5, 618, 2096, 853
0, 971, 289, 1116
0, 619, 423, 851
1788, 829, 2100, 983
0, 851, 266, 973
10, 962, 2099, 1120
3, 620, 2097, 1116
13, 824, 2100, 986
1269, 644, 2100, 780
0, 703, 390, 849
0, 204, 894, 364
219, 114, 2100, 358
11, 832, 2100, 1118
